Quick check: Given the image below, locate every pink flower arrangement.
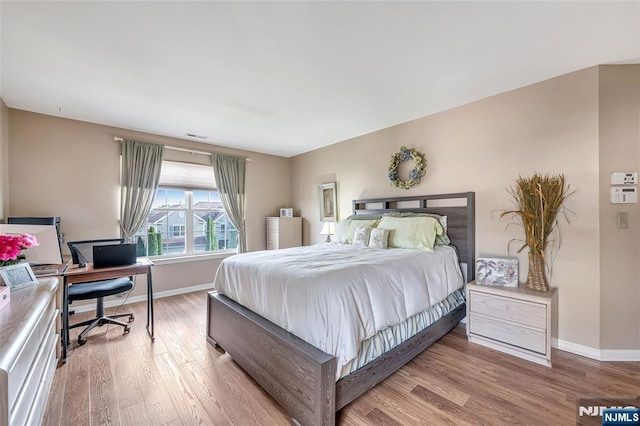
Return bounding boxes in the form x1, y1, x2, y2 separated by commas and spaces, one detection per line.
0, 233, 39, 266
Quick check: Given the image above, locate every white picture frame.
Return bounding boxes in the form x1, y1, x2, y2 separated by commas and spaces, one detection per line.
319, 182, 337, 222
280, 208, 294, 217
476, 257, 518, 287
0, 263, 38, 289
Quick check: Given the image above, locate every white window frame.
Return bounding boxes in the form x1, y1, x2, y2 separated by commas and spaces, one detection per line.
139, 188, 237, 259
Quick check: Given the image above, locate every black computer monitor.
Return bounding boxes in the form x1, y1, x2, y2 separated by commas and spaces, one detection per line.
67, 239, 124, 265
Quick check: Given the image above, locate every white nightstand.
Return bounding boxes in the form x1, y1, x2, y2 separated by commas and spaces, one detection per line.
466, 281, 556, 367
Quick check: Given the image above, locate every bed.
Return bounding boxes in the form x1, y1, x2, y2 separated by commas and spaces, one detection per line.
207, 192, 475, 425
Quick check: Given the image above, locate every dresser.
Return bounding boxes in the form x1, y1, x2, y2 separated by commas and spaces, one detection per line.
466, 281, 556, 367
267, 217, 302, 250
0, 278, 59, 426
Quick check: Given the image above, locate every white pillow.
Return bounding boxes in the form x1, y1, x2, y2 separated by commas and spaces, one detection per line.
352, 226, 371, 247
368, 228, 390, 249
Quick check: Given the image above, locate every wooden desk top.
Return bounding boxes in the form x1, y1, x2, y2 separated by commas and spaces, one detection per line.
31, 255, 72, 277
63, 257, 153, 284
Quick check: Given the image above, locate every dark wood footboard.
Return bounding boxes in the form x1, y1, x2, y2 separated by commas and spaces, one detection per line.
207, 292, 337, 426
207, 291, 465, 426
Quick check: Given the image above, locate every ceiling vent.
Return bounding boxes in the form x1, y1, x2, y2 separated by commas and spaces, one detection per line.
185, 133, 208, 140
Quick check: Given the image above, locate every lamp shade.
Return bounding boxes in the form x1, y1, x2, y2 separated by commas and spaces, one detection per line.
319, 222, 335, 236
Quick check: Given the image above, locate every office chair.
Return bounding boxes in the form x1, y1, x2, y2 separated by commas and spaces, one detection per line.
66, 239, 135, 345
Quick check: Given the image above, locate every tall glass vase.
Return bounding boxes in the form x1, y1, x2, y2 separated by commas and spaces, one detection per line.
525, 252, 549, 292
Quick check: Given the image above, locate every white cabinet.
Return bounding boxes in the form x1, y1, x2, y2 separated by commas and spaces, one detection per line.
466, 281, 556, 367
267, 217, 302, 250
0, 278, 59, 426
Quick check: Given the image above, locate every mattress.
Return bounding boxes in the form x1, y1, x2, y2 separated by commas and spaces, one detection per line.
213, 243, 464, 379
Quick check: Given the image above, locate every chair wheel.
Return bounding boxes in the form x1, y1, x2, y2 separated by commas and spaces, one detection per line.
78, 337, 87, 345
123, 326, 130, 335
128, 315, 134, 323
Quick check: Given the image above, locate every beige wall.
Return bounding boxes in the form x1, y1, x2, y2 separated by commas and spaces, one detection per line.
598, 65, 640, 350
0, 99, 8, 220
6, 65, 638, 352
291, 67, 603, 349
8, 110, 290, 296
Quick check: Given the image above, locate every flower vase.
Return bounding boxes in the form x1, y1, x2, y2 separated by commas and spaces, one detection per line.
525, 252, 548, 292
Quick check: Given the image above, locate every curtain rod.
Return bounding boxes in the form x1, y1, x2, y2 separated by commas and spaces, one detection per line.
113, 137, 250, 161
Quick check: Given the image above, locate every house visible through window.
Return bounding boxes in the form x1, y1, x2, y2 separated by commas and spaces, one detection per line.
133, 160, 238, 257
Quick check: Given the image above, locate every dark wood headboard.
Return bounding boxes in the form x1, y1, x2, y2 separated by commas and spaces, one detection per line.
353, 192, 476, 282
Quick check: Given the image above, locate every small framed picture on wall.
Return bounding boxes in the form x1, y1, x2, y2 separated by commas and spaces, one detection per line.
319, 182, 337, 222
280, 208, 294, 217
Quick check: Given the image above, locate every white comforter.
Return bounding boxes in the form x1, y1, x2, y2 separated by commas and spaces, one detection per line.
213, 243, 464, 378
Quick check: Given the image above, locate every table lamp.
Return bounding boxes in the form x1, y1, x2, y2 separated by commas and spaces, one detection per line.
320, 222, 335, 243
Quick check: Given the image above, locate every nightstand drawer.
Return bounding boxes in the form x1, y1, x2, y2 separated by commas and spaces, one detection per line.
266, 218, 278, 230
267, 230, 279, 243
470, 313, 546, 354
470, 291, 546, 329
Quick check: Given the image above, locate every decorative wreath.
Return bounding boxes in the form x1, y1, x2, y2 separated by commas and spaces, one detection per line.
388, 146, 427, 190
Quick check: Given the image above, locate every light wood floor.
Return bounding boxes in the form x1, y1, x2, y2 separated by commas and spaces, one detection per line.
44, 290, 639, 426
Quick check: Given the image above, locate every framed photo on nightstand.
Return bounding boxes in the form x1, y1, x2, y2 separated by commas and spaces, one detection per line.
280, 208, 294, 217
476, 257, 518, 287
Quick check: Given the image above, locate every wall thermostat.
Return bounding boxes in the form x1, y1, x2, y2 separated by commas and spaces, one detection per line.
611, 186, 638, 203
611, 172, 638, 185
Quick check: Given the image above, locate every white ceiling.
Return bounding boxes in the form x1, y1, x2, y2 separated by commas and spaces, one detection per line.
1, 1, 638, 158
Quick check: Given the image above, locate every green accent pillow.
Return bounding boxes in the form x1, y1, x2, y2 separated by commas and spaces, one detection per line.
376, 216, 444, 251
333, 219, 379, 244
382, 212, 450, 246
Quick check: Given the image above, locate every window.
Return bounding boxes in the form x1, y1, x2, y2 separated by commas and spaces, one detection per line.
132, 160, 237, 257
171, 225, 186, 237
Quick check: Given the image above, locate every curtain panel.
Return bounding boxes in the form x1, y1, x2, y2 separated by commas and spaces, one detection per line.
212, 154, 247, 253
119, 140, 164, 242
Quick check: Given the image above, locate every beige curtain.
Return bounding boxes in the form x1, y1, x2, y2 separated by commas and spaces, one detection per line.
119, 139, 164, 242
212, 153, 247, 253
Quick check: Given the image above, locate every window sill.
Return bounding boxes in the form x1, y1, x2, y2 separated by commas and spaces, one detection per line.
148, 250, 237, 266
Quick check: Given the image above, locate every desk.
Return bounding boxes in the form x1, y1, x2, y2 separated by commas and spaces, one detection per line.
61, 258, 154, 363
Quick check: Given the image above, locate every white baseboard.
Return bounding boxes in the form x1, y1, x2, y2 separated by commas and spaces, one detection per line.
552, 338, 601, 360
71, 282, 213, 313
552, 338, 640, 361
599, 349, 640, 361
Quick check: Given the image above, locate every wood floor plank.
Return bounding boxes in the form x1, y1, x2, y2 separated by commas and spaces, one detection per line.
119, 400, 153, 426
132, 345, 180, 425
61, 311, 92, 426
365, 407, 404, 426
154, 352, 220, 425
189, 354, 289, 425
107, 335, 145, 410
89, 333, 120, 425
44, 290, 640, 426
41, 354, 66, 426
161, 294, 215, 369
